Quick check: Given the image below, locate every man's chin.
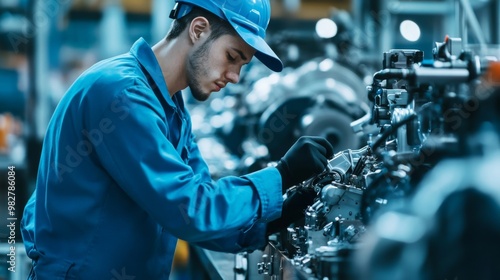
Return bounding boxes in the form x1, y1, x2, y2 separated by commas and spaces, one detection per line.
191, 91, 210, 102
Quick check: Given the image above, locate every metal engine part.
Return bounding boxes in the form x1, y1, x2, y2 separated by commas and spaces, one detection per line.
247, 38, 499, 280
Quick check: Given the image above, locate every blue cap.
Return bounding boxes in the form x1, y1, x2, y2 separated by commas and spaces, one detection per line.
170, 0, 283, 72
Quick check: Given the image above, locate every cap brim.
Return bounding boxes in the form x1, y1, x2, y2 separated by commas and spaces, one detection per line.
231, 25, 283, 72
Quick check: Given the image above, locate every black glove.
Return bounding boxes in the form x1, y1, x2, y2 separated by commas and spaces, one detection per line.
276, 136, 334, 192
266, 187, 317, 235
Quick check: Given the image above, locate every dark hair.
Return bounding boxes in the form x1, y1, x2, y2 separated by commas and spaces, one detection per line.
166, 6, 237, 42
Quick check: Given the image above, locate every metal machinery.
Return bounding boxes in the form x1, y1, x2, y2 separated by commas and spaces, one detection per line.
245, 37, 500, 280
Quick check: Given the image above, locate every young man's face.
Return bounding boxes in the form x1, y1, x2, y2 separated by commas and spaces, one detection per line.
186, 33, 255, 101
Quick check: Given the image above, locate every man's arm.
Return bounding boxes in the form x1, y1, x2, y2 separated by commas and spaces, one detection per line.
93, 85, 283, 243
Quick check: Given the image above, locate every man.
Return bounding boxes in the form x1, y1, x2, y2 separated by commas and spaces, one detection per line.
21, 0, 334, 278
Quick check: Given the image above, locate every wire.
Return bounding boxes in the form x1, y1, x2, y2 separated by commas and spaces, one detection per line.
370, 114, 418, 151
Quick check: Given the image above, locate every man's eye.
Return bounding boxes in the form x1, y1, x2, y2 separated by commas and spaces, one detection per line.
227, 53, 236, 62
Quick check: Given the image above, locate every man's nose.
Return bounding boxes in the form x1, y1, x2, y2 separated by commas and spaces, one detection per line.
225, 68, 240, 84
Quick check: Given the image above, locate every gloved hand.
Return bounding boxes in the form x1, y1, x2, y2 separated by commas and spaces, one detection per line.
276, 136, 334, 192
266, 187, 317, 235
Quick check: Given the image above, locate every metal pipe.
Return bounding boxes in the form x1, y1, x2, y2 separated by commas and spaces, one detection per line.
413, 67, 470, 84
457, 0, 467, 45
459, 0, 487, 46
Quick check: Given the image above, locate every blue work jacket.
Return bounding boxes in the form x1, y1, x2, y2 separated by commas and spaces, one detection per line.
21, 38, 283, 279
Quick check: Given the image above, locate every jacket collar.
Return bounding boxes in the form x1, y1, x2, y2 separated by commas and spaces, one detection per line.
130, 37, 177, 108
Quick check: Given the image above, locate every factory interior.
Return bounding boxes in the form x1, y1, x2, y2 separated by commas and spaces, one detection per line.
1, 0, 500, 279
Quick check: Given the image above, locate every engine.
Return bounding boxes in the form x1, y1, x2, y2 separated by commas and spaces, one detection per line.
252, 37, 500, 280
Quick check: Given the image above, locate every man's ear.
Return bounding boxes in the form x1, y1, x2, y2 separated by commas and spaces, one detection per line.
188, 16, 210, 44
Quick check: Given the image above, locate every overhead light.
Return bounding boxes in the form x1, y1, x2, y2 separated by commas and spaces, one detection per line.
316, 18, 338, 39
400, 20, 421, 42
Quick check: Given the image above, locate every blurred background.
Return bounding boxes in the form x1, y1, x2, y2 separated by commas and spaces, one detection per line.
0, 0, 499, 279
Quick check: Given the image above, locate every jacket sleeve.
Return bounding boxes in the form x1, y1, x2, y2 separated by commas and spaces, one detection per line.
93, 86, 283, 243
183, 123, 283, 223
190, 221, 269, 253
184, 132, 280, 252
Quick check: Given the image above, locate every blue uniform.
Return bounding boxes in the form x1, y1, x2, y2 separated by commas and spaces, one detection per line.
21, 38, 283, 279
